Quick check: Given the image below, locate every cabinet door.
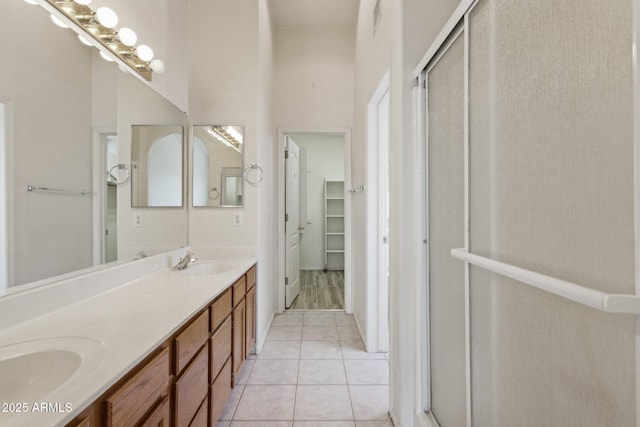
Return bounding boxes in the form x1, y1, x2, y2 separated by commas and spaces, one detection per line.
189, 397, 208, 427
139, 397, 170, 427
211, 316, 232, 381
232, 299, 246, 384
210, 357, 232, 424
245, 285, 256, 358
174, 345, 209, 427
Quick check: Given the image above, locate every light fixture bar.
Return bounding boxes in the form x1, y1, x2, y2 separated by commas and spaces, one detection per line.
45, 0, 153, 81
207, 127, 242, 153
212, 126, 242, 152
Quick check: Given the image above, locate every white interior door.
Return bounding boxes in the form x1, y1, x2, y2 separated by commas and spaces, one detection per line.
285, 136, 301, 308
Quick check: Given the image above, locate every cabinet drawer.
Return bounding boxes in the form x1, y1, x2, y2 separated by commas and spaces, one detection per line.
174, 344, 209, 427
246, 265, 256, 290
139, 396, 170, 427
210, 357, 232, 424
105, 347, 170, 427
189, 397, 208, 427
69, 406, 99, 427
210, 316, 232, 381
232, 276, 246, 306
211, 288, 232, 332
175, 310, 209, 374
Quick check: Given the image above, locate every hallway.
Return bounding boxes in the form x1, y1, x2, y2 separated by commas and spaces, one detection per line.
216, 311, 391, 426
290, 270, 345, 310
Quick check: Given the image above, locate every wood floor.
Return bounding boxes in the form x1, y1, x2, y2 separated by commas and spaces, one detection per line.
290, 270, 344, 310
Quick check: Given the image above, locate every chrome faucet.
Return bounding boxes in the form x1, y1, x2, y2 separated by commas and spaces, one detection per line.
173, 251, 198, 271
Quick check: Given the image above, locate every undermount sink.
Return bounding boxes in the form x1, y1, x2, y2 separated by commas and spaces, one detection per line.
0, 337, 104, 421
181, 260, 238, 276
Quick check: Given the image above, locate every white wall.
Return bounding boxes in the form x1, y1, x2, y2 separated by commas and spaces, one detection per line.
289, 134, 344, 270
353, 0, 460, 425
274, 27, 355, 129
188, 0, 277, 350
256, 0, 277, 352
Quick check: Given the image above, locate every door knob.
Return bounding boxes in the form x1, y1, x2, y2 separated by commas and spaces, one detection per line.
298, 225, 305, 231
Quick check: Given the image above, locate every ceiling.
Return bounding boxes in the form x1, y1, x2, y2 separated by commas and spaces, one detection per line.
270, 0, 359, 29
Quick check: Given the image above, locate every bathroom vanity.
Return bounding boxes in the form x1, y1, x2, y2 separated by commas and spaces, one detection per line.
0, 251, 256, 427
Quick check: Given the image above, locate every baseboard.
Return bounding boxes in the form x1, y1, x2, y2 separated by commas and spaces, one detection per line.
390, 409, 401, 427
255, 311, 275, 354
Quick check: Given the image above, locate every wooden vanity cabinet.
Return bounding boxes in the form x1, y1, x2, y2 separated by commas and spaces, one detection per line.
139, 396, 170, 427
104, 347, 170, 427
65, 263, 257, 427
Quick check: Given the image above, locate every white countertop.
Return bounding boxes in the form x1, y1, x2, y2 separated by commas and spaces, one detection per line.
0, 257, 256, 427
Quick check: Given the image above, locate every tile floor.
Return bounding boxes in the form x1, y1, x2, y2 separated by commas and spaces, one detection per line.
215, 311, 392, 427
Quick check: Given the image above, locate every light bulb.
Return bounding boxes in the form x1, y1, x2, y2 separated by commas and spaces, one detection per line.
73, 0, 92, 4
150, 59, 165, 73
77, 34, 93, 46
136, 45, 153, 61
99, 51, 114, 62
50, 14, 69, 28
95, 7, 118, 29
118, 28, 137, 47
23, 0, 38, 5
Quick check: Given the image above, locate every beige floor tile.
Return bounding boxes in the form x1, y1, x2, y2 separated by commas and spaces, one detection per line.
234, 385, 296, 420
267, 325, 303, 341
338, 325, 362, 341
334, 313, 357, 326
294, 422, 355, 427
231, 422, 293, 427
303, 312, 338, 326
302, 325, 339, 340
298, 360, 347, 384
272, 313, 304, 326
248, 359, 299, 384
294, 385, 353, 420
349, 385, 389, 420
216, 422, 232, 427
259, 341, 301, 359
300, 340, 343, 359
355, 421, 393, 427
344, 360, 389, 385
340, 341, 386, 360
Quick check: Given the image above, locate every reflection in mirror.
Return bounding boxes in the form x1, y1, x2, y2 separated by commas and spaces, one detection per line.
131, 126, 184, 208
192, 125, 244, 207
0, 1, 188, 294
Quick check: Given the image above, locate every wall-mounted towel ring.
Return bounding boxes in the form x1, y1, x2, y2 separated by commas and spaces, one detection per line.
244, 163, 264, 185
208, 187, 220, 200
108, 164, 130, 186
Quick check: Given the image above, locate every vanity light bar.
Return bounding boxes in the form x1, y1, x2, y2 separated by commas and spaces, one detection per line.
210, 126, 242, 153
45, 0, 154, 81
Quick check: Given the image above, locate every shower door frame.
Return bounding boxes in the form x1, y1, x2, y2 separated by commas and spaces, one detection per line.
413, 0, 640, 426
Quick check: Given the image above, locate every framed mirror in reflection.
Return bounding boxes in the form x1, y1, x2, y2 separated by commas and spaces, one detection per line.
192, 125, 244, 207
131, 125, 184, 208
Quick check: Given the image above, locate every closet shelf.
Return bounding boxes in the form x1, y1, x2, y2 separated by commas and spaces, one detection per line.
325, 179, 345, 271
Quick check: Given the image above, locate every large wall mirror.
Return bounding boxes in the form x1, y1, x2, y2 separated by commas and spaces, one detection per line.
131, 125, 184, 208
0, 1, 188, 293
192, 125, 244, 207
